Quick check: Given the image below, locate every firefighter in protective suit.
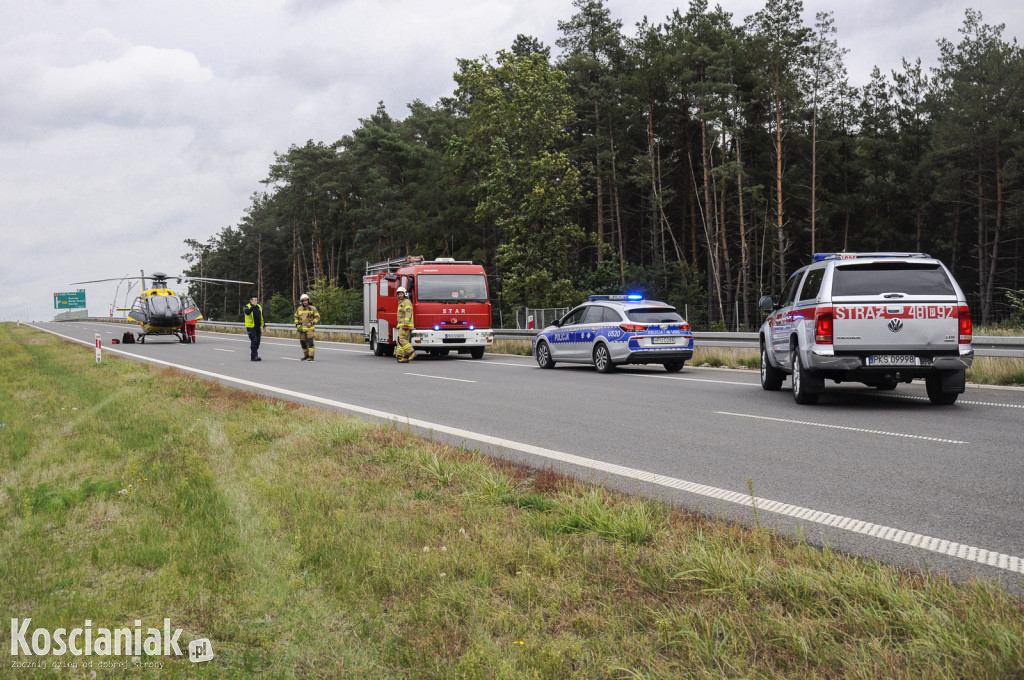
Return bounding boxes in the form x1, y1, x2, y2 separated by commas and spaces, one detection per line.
395, 287, 415, 363
294, 293, 320, 361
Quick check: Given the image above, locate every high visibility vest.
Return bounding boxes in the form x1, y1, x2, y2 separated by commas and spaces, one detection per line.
244, 303, 263, 328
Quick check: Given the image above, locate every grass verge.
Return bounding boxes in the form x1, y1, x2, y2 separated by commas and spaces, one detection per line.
3, 322, 1022, 678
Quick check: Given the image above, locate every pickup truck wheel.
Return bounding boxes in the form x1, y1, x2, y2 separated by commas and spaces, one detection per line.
760, 346, 784, 391
791, 352, 821, 404
470, 347, 485, 359
925, 374, 959, 405
371, 330, 386, 356
593, 344, 615, 373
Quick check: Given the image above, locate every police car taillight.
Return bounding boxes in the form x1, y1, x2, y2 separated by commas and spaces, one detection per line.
814, 309, 834, 344
680, 322, 691, 331
958, 305, 972, 344
619, 323, 646, 333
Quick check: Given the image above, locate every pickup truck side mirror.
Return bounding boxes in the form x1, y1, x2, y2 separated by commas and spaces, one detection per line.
758, 295, 777, 312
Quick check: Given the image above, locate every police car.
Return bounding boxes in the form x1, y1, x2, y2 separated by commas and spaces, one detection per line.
532, 295, 694, 373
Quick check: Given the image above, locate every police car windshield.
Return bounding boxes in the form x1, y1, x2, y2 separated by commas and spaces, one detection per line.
832, 263, 955, 296
626, 307, 684, 323
416, 274, 488, 302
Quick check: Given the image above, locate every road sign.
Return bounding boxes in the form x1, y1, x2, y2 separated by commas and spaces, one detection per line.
54, 289, 87, 309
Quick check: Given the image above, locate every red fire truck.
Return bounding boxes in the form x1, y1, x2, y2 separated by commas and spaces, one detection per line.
363, 256, 495, 359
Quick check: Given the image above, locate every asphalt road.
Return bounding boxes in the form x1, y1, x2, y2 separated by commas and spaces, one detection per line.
35, 321, 1024, 595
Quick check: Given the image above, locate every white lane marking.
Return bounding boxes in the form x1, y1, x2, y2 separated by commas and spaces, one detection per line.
716, 411, 968, 445
632, 374, 755, 387
213, 348, 234, 353
405, 372, 476, 383
876, 393, 1024, 409
34, 324, 1022, 576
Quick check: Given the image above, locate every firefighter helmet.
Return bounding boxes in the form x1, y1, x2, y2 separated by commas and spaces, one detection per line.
397, 287, 407, 295
300, 294, 310, 302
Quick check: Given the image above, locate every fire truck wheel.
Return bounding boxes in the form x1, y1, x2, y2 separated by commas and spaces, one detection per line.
470, 347, 485, 359
371, 330, 386, 356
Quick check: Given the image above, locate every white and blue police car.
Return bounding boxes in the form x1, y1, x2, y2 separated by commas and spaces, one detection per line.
532, 295, 694, 373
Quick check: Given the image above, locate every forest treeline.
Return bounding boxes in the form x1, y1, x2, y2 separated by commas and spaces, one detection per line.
183, 0, 1024, 329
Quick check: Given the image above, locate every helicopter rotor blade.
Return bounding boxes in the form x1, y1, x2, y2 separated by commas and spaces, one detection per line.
177, 276, 255, 285
69, 276, 148, 285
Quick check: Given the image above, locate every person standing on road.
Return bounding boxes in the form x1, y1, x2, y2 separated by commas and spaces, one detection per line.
294, 293, 320, 361
395, 286, 415, 363
244, 295, 267, 361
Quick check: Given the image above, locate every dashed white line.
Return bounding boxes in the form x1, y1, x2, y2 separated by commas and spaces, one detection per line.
405, 372, 476, 383
715, 411, 968, 444
877, 393, 1024, 409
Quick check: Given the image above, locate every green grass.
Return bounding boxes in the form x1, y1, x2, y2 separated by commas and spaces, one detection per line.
2, 322, 1023, 678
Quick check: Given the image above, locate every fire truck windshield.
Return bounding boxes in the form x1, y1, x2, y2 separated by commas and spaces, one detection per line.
416, 274, 488, 302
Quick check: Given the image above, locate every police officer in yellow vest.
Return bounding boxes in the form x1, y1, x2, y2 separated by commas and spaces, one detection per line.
294, 293, 321, 361
243, 295, 266, 361
395, 286, 415, 363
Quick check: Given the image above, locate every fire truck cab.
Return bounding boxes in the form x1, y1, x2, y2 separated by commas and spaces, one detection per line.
363, 256, 494, 359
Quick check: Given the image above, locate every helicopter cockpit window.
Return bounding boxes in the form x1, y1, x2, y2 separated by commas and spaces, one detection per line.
148, 295, 181, 316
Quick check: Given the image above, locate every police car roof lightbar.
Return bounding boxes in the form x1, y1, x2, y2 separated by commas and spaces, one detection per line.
589, 294, 644, 301
812, 252, 930, 262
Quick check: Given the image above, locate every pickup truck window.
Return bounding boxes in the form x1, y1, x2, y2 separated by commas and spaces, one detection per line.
832, 263, 955, 296
779, 272, 803, 307
798, 268, 825, 302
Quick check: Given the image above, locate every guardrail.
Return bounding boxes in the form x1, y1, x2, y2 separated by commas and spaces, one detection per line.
56, 318, 1024, 358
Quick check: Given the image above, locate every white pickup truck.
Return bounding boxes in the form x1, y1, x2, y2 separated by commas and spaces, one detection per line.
758, 252, 974, 405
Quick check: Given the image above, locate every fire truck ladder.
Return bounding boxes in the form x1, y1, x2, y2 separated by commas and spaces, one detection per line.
365, 256, 474, 274
365, 256, 424, 275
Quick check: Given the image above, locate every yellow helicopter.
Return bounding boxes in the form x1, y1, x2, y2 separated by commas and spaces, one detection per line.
71, 272, 253, 343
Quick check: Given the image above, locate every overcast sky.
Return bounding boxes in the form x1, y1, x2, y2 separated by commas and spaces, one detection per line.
2, 0, 1021, 322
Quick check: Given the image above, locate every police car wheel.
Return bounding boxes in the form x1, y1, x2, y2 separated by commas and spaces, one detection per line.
663, 360, 685, 373
593, 344, 615, 373
760, 346, 784, 391
792, 352, 821, 405
535, 341, 555, 369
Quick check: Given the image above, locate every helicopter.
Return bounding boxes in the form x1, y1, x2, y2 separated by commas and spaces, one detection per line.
71, 271, 253, 343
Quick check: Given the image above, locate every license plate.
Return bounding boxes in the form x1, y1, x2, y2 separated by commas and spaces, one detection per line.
650, 336, 675, 345
444, 333, 465, 339
867, 354, 919, 366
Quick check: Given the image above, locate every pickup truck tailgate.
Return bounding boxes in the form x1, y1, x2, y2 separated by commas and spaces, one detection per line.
833, 302, 960, 352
